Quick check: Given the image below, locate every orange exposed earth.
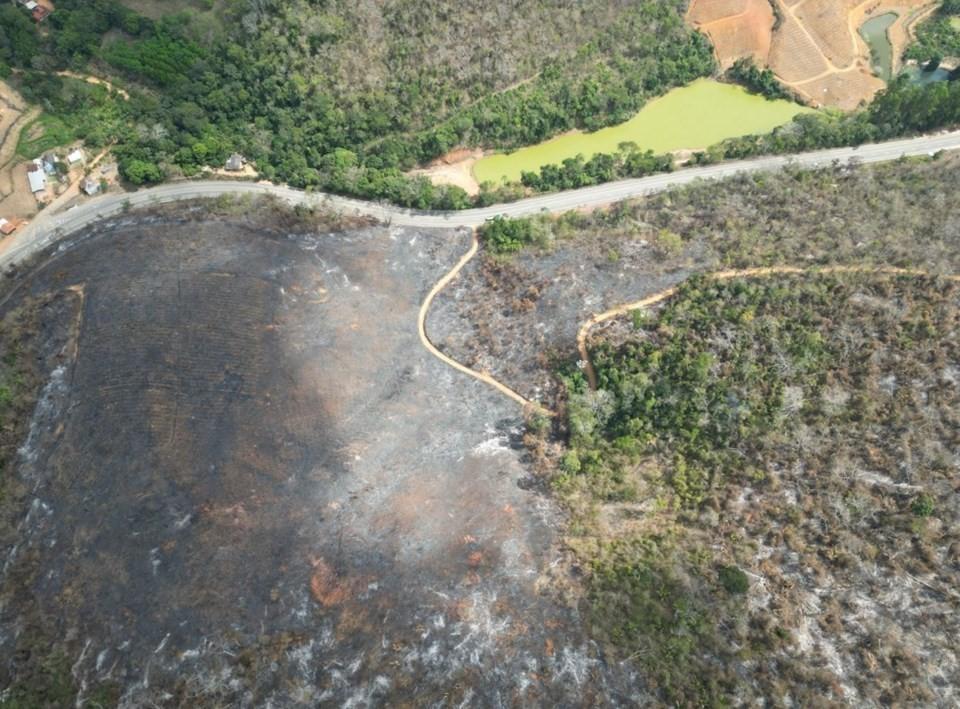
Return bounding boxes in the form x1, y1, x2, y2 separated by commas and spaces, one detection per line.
687, 0, 939, 109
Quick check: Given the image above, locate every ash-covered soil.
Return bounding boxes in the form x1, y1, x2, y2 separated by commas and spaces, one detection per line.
0, 208, 639, 706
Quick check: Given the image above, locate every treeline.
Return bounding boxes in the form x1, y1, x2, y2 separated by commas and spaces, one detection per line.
519, 144, 673, 192
725, 57, 795, 101
695, 76, 960, 164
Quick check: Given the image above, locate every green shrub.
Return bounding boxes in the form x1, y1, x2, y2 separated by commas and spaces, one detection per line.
911, 493, 935, 518
718, 565, 749, 594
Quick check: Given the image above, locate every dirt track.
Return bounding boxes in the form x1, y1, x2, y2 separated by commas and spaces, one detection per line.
688, 0, 938, 108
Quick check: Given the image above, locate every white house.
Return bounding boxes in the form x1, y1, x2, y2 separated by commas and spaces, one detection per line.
27, 160, 47, 193
81, 178, 100, 195
67, 148, 84, 165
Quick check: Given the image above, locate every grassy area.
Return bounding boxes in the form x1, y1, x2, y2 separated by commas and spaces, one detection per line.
552, 273, 960, 705
16, 113, 76, 159
473, 80, 813, 185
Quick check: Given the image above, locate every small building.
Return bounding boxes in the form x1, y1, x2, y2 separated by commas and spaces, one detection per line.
81, 178, 101, 196
225, 153, 245, 171
41, 153, 58, 175
0, 218, 16, 236
27, 161, 47, 193
67, 148, 84, 166
32, 6, 50, 22
21, 0, 38, 8
99, 162, 118, 177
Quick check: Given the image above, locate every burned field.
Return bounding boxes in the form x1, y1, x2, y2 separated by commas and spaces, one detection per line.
0, 204, 636, 706
430, 156, 960, 704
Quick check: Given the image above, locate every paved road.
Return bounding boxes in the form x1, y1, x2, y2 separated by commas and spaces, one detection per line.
3, 130, 960, 269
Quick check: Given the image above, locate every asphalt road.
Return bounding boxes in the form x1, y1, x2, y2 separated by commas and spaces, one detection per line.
3, 129, 960, 269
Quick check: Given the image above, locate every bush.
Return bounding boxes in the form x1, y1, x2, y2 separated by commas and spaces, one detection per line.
718, 565, 749, 594
911, 493, 935, 518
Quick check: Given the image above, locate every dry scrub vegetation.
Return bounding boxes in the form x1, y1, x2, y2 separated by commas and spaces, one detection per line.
474, 156, 960, 703
554, 273, 960, 705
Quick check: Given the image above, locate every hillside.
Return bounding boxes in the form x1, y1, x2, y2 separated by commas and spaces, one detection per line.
1, 0, 713, 206
564, 273, 959, 705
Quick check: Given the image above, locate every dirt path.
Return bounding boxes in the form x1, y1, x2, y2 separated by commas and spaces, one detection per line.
577, 265, 960, 391
54, 71, 129, 99
417, 228, 554, 417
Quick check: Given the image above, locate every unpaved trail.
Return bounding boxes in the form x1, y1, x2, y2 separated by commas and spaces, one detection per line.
54, 71, 130, 99
417, 228, 553, 416
577, 265, 960, 391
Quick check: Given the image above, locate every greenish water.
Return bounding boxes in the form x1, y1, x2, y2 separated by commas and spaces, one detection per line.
903, 65, 952, 84
860, 13, 898, 82
472, 79, 812, 186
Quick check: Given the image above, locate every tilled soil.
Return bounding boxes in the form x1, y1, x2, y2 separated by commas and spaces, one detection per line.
0, 209, 640, 706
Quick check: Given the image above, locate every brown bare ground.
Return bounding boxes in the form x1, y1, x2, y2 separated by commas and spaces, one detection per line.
794, 67, 884, 110
687, 0, 938, 108
0, 82, 39, 227
698, 0, 775, 68
410, 148, 483, 196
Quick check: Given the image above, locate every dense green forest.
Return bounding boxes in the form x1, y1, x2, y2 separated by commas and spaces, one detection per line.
2, 0, 960, 207
0, 0, 713, 207
904, 0, 960, 64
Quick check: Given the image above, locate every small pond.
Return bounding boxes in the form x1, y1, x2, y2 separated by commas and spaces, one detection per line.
860, 12, 898, 82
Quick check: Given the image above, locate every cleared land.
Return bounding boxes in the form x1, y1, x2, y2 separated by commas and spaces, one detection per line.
687, 0, 939, 108
0, 82, 39, 223
472, 79, 812, 185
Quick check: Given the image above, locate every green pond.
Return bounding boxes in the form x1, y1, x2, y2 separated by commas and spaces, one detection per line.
860, 12, 898, 82
472, 79, 813, 186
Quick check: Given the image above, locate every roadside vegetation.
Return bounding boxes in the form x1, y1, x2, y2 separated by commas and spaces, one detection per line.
2, 0, 959, 209
555, 273, 960, 705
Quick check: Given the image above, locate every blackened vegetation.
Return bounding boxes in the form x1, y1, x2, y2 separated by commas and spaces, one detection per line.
559, 274, 960, 705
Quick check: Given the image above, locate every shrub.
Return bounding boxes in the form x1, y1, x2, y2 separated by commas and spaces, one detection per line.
718, 565, 749, 594
911, 493, 935, 518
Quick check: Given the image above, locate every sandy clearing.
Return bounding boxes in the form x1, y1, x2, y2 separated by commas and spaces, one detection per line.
411, 148, 483, 196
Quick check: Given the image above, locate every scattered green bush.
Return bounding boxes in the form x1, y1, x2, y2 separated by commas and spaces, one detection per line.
718, 565, 750, 594
912, 493, 935, 518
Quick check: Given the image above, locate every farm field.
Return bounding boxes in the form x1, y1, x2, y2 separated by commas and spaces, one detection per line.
687, 0, 938, 109
472, 79, 811, 185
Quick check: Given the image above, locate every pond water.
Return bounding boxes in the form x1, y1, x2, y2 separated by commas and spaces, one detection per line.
472, 79, 812, 185
903, 65, 953, 84
860, 13, 898, 81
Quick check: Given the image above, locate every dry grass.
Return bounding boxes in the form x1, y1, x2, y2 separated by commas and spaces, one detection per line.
687, 0, 939, 108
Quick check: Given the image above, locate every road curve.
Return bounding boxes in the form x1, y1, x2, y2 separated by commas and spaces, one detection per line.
3, 130, 960, 270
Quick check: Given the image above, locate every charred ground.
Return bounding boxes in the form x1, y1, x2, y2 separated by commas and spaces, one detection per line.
0, 199, 638, 706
